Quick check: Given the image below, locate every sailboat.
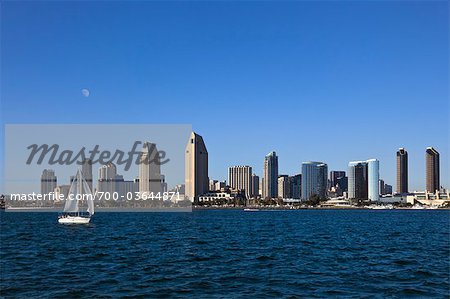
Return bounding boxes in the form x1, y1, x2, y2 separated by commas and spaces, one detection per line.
58, 169, 95, 224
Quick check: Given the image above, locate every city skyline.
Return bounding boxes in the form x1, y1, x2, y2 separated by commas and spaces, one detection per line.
38, 141, 446, 198
2, 2, 449, 298
1, 1, 448, 192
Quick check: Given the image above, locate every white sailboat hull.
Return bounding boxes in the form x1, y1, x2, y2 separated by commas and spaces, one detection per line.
58, 169, 95, 224
58, 216, 91, 224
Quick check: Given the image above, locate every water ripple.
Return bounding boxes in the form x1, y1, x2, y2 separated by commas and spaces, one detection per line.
1, 210, 449, 298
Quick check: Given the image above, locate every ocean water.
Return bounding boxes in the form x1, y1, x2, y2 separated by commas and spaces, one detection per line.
1, 210, 449, 298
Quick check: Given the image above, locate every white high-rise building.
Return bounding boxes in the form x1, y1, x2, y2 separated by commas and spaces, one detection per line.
185, 132, 209, 202
98, 162, 117, 195
228, 166, 252, 199
367, 159, 379, 202
277, 175, 290, 199
348, 159, 379, 201
139, 142, 162, 196
215, 181, 226, 191
301, 162, 328, 200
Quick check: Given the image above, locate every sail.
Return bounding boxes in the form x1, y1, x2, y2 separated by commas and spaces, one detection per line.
62, 169, 94, 215
82, 177, 95, 215
63, 173, 80, 213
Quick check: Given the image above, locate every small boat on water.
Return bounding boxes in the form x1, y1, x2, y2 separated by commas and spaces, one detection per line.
369, 205, 394, 210
243, 208, 260, 212
411, 204, 425, 210
58, 169, 94, 224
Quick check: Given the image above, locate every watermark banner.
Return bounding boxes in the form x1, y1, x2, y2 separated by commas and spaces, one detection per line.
4, 124, 192, 212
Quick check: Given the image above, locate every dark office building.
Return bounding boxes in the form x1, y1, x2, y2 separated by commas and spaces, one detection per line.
426, 147, 440, 192
349, 162, 368, 199
336, 176, 348, 192
384, 184, 393, 195
288, 174, 301, 199
379, 179, 385, 195
396, 148, 408, 194
330, 171, 346, 189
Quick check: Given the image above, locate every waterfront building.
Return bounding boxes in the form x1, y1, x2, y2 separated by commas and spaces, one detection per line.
330, 171, 346, 189
251, 174, 260, 198
209, 179, 218, 191
198, 190, 246, 205
215, 181, 226, 191
289, 174, 301, 199
406, 189, 450, 206
348, 159, 379, 201
384, 184, 393, 195
396, 148, 408, 194
336, 176, 348, 192
379, 179, 385, 195
317, 164, 328, 199
263, 151, 278, 199
259, 178, 264, 198
367, 159, 379, 201
301, 162, 328, 200
277, 175, 290, 199
139, 142, 162, 197
198, 192, 234, 203
426, 147, 440, 193
348, 161, 368, 200
228, 166, 252, 199
115, 175, 139, 199
54, 184, 70, 200
185, 132, 209, 202
41, 169, 57, 195
97, 162, 118, 195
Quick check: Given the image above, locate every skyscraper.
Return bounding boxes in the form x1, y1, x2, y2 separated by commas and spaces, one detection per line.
348, 159, 379, 201
82, 158, 93, 192
185, 132, 209, 202
330, 171, 346, 189
209, 179, 218, 191
228, 166, 252, 199
277, 175, 289, 199
139, 142, 162, 197
367, 159, 379, 202
289, 174, 301, 199
384, 184, 393, 195
348, 161, 368, 200
251, 174, 259, 198
301, 162, 328, 200
97, 162, 117, 195
263, 151, 278, 199
41, 169, 57, 195
426, 147, 440, 192
336, 176, 348, 192
396, 148, 408, 194
317, 164, 328, 199
379, 179, 385, 195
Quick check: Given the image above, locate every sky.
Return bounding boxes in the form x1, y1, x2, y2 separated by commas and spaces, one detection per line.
1, 1, 449, 192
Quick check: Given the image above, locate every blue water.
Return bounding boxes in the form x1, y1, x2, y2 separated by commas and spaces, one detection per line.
1, 210, 449, 298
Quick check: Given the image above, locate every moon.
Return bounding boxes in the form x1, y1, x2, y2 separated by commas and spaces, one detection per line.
81, 88, 90, 98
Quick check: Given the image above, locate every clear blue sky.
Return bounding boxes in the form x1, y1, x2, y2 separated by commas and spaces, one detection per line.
1, 1, 448, 191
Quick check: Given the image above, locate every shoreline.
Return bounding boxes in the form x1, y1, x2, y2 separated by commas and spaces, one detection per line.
193, 206, 450, 211
3, 206, 449, 212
